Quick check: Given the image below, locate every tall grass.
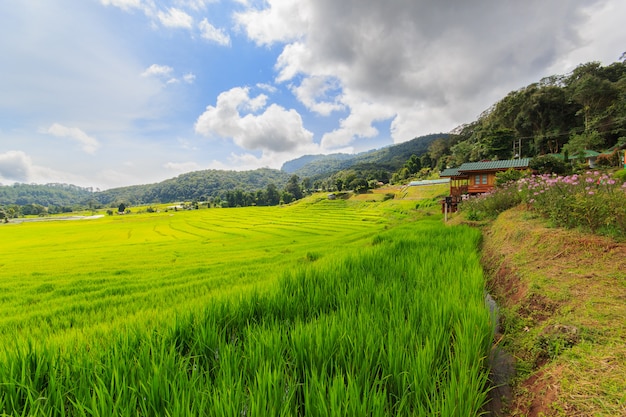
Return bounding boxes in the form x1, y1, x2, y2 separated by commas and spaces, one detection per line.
0, 212, 493, 416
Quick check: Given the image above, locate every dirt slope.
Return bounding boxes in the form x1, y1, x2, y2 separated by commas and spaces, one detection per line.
480, 207, 626, 416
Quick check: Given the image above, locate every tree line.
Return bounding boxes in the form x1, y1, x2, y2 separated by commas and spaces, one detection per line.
421, 58, 626, 171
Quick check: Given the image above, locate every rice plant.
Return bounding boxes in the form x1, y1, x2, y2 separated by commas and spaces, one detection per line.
0, 200, 493, 416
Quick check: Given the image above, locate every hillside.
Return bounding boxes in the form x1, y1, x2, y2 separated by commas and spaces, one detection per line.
478, 207, 626, 416
0, 134, 444, 208
0, 183, 94, 210
284, 133, 446, 179
94, 168, 292, 206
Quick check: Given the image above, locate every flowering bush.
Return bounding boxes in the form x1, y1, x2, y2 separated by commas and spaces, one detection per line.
517, 171, 626, 237
460, 170, 626, 238
460, 184, 523, 221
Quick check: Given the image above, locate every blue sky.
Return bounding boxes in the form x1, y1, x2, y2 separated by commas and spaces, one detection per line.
1, 0, 625, 190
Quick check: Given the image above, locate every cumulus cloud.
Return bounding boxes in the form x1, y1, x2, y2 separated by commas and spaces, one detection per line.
291, 76, 345, 116
100, 0, 143, 11
164, 161, 202, 173
195, 87, 314, 153
234, 0, 309, 46
0, 151, 34, 183
101, 0, 231, 45
141, 64, 174, 78
176, 0, 217, 11
0, 150, 85, 186
199, 18, 231, 45
237, 0, 608, 144
142, 64, 196, 85
157, 7, 193, 29
45, 123, 100, 154
183, 73, 196, 83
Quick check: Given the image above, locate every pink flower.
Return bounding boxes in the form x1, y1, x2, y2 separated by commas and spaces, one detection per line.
588, 191, 595, 195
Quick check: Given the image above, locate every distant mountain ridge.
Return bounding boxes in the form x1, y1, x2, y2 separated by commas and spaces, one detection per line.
282, 133, 447, 179
0, 133, 446, 208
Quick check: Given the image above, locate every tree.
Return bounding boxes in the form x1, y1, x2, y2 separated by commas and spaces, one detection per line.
118, 203, 126, 213
529, 155, 570, 175
404, 154, 421, 174
428, 138, 449, 166
265, 183, 280, 206
284, 175, 303, 200
301, 177, 313, 194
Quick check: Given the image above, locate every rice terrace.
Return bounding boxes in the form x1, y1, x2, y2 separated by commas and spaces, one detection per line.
0, 188, 495, 416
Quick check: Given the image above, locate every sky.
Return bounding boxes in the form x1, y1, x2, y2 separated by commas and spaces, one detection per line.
1, 0, 625, 190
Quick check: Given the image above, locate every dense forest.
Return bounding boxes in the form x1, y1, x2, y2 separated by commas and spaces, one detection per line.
426, 59, 626, 170
2, 58, 624, 216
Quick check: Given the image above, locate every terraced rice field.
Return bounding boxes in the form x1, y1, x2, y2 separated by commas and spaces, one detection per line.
0, 196, 493, 416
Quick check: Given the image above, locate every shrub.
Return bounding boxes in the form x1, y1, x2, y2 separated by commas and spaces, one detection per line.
613, 169, 626, 182
517, 171, 626, 236
460, 184, 523, 220
496, 169, 530, 186
529, 155, 570, 175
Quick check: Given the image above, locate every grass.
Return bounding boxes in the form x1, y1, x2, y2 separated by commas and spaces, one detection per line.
0, 193, 494, 416
481, 206, 626, 416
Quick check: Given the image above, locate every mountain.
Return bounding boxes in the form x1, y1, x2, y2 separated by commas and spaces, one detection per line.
281, 154, 352, 173
93, 168, 292, 206
283, 133, 447, 179
0, 183, 94, 208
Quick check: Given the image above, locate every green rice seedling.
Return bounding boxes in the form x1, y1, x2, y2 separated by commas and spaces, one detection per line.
0, 199, 494, 416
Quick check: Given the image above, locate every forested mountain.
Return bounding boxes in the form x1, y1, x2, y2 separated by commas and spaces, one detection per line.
93, 168, 292, 206
429, 59, 626, 170
0, 183, 94, 210
285, 133, 446, 179
281, 154, 352, 173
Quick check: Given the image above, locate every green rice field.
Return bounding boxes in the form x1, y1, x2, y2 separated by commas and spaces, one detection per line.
0, 195, 493, 416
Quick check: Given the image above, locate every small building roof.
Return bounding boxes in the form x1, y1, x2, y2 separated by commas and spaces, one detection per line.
440, 168, 462, 177
440, 158, 531, 179
571, 149, 600, 158
456, 158, 531, 173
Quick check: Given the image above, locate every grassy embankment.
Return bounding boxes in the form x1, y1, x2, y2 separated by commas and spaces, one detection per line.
479, 208, 626, 417
453, 169, 626, 417
0, 187, 495, 416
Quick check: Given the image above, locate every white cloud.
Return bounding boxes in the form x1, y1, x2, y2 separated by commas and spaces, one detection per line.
0, 151, 34, 183
100, 0, 143, 12
237, 0, 620, 145
164, 161, 202, 172
45, 123, 101, 154
199, 18, 231, 46
256, 83, 277, 93
195, 87, 314, 153
0, 150, 92, 186
157, 7, 193, 29
142, 64, 195, 86
175, 0, 217, 11
183, 73, 196, 83
321, 96, 395, 150
233, 0, 310, 46
291, 76, 345, 116
141, 64, 174, 78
